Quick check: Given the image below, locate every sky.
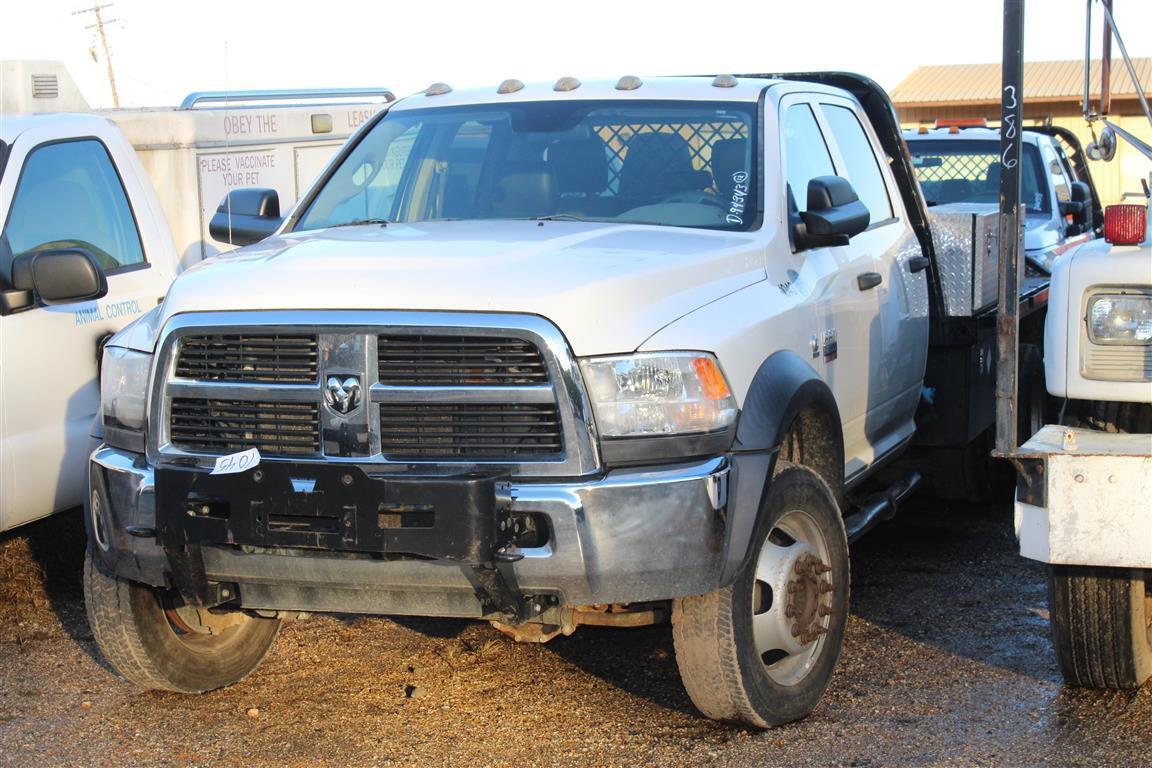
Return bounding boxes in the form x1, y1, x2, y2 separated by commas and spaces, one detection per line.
1, 0, 1150, 109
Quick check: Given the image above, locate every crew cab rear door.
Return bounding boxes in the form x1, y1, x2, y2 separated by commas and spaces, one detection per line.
0, 123, 173, 531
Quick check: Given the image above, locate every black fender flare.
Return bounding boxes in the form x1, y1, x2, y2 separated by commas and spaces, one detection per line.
719, 350, 845, 585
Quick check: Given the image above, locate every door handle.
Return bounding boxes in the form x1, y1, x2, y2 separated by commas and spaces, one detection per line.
908, 256, 930, 273
857, 272, 882, 291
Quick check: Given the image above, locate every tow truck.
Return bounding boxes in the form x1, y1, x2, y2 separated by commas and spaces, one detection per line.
995, 0, 1152, 689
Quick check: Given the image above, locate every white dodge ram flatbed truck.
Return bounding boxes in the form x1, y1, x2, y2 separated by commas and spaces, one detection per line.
83, 73, 1047, 727
904, 124, 1102, 272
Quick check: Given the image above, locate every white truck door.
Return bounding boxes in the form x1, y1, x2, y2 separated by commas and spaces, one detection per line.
778, 99, 878, 477
0, 135, 163, 531
816, 100, 930, 462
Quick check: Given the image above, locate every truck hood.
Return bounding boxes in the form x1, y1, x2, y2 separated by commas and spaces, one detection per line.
1024, 215, 1061, 254
161, 220, 766, 356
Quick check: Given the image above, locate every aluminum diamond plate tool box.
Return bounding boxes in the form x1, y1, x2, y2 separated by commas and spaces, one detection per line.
927, 203, 1020, 317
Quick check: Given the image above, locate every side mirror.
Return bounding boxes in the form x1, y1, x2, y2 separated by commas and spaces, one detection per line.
208, 188, 282, 247
11, 248, 108, 305
795, 176, 871, 250
1061, 181, 1093, 234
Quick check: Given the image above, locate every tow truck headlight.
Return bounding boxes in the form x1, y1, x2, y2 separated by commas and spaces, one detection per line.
579, 352, 738, 437
101, 346, 151, 452
1087, 294, 1152, 345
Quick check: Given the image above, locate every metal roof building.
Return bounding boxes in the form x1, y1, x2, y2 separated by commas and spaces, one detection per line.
892, 58, 1151, 114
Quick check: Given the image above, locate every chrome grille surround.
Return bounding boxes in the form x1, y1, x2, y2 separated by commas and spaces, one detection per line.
148, 311, 600, 477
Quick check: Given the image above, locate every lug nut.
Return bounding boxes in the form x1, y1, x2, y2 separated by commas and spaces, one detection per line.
791, 623, 801, 637
785, 605, 796, 618
819, 605, 833, 617
819, 582, 834, 594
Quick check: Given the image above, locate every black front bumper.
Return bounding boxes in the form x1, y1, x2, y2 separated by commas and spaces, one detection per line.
156, 463, 516, 563
91, 447, 738, 617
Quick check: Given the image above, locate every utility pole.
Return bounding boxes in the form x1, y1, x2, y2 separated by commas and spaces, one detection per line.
73, 3, 119, 107
995, 0, 1025, 455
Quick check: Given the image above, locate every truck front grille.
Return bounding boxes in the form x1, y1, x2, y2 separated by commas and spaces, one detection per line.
155, 313, 597, 477
380, 403, 562, 458
1082, 344, 1152, 382
377, 335, 549, 385
175, 335, 319, 383
169, 398, 321, 456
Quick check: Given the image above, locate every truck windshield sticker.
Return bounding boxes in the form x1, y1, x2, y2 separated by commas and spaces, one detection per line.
727, 171, 749, 225
210, 447, 261, 476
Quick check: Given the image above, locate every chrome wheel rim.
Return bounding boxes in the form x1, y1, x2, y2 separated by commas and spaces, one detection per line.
751, 508, 836, 686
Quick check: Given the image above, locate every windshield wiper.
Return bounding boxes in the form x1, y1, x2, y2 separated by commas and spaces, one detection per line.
329, 218, 391, 228
529, 214, 591, 222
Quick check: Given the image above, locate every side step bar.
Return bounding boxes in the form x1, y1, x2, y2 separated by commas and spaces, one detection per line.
843, 470, 922, 544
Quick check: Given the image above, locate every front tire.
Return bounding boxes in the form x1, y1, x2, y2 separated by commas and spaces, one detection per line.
672, 463, 849, 728
1049, 565, 1152, 689
84, 551, 280, 692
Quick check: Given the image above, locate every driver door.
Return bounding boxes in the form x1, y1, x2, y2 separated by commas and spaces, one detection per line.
0, 134, 157, 531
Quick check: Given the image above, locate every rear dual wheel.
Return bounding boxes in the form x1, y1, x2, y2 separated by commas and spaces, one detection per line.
672, 463, 849, 728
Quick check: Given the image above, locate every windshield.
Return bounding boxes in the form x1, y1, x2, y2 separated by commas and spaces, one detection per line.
296, 100, 759, 232
908, 139, 1050, 214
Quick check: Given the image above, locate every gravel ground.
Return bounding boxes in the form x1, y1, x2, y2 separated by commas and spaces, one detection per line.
1, 495, 1149, 768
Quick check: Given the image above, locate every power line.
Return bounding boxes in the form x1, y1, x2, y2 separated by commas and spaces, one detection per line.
73, 3, 120, 107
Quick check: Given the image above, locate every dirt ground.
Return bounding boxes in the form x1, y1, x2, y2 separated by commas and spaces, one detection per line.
1, 496, 1149, 768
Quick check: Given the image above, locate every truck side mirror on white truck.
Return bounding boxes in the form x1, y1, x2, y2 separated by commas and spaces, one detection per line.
10, 248, 108, 306
1059, 181, 1094, 234
794, 175, 871, 250
208, 188, 282, 247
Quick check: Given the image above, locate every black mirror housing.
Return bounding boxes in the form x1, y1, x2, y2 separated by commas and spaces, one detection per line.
208, 187, 282, 247
11, 248, 108, 305
1063, 180, 1094, 234
795, 176, 871, 250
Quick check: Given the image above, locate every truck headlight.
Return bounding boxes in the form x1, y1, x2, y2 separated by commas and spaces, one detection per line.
101, 346, 152, 452
579, 352, 738, 437
1087, 293, 1152, 345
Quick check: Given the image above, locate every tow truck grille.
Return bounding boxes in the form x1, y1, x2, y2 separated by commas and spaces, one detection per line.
378, 335, 549, 385
175, 335, 319, 383
380, 403, 562, 458
169, 399, 321, 456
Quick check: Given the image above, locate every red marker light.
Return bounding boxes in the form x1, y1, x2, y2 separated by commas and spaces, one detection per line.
1103, 204, 1147, 246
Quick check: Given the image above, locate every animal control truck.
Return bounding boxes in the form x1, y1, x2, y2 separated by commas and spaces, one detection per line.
84, 71, 1048, 727
0, 64, 393, 533
5, 61, 394, 268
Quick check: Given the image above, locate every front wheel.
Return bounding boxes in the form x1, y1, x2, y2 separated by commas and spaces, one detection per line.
1049, 565, 1152, 689
672, 462, 849, 728
84, 551, 281, 692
